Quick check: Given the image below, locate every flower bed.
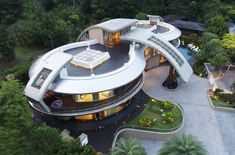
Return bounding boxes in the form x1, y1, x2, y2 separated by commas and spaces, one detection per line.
210, 88, 235, 109
210, 96, 235, 109
128, 99, 183, 131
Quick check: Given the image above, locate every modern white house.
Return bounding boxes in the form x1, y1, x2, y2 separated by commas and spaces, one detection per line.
24, 15, 193, 121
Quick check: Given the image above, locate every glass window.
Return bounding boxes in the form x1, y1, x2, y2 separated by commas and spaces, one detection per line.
99, 90, 114, 100
75, 114, 95, 121
32, 68, 51, 89
144, 48, 151, 58
75, 94, 93, 102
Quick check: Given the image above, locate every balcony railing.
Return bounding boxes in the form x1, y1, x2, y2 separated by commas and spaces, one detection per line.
47, 74, 144, 114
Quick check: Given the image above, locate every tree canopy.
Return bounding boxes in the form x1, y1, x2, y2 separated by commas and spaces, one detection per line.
0, 79, 95, 155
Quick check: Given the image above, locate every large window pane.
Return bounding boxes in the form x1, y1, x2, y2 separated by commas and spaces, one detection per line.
99, 90, 114, 100
75, 94, 93, 102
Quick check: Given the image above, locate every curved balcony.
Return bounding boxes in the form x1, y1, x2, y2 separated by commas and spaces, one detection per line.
28, 73, 144, 116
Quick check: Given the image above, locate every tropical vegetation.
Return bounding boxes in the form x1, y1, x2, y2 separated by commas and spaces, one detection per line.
158, 134, 207, 155
0, 79, 95, 155
111, 138, 146, 155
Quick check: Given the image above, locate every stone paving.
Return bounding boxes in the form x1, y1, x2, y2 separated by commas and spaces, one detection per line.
141, 66, 235, 155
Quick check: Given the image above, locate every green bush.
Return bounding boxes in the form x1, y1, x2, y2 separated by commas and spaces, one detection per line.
2, 61, 31, 84
192, 63, 207, 78
162, 101, 174, 110
138, 117, 153, 127
214, 88, 224, 96
218, 93, 233, 103
164, 112, 175, 123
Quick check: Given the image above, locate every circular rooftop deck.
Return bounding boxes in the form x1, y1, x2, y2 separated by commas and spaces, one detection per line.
64, 42, 130, 77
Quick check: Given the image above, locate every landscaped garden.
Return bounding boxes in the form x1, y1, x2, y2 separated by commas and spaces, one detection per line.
210, 87, 235, 109
128, 98, 183, 132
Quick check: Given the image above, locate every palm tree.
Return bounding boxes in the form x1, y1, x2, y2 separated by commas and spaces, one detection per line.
158, 134, 207, 155
111, 138, 146, 155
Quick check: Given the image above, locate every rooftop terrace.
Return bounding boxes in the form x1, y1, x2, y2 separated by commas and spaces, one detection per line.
64, 42, 130, 77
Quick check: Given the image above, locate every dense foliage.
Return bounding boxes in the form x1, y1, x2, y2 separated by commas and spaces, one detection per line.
0, 80, 95, 155
0, 0, 234, 61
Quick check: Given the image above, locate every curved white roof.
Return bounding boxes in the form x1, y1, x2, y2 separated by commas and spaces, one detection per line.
52, 46, 145, 94
26, 40, 146, 97
95, 18, 138, 32
121, 27, 192, 82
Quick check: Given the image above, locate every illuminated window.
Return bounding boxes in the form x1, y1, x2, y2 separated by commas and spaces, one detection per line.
144, 48, 151, 58
106, 31, 121, 46
99, 90, 114, 100
75, 114, 95, 121
103, 106, 124, 117
75, 94, 93, 102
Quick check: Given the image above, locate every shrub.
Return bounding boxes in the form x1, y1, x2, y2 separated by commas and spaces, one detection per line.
218, 93, 233, 103
192, 63, 207, 78
138, 117, 153, 127
164, 112, 175, 123
158, 134, 207, 155
214, 88, 224, 95
2, 61, 31, 84
162, 101, 174, 110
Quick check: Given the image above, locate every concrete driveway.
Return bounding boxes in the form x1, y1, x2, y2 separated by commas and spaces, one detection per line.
141, 66, 235, 155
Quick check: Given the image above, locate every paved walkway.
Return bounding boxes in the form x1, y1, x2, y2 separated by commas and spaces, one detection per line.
141, 66, 235, 155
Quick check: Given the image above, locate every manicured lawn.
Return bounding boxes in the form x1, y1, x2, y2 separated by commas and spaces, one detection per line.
128, 99, 183, 131
210, 96, 235, 108
0, 46, 45, 72
15, 46, 44, 62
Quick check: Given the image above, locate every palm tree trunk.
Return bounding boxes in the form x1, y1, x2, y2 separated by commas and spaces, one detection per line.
162, 65, 178, 89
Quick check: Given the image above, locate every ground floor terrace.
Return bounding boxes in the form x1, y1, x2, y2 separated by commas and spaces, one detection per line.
32, 65, 235, 154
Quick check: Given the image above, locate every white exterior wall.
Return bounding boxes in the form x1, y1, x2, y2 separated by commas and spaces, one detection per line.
89, 29, 104, 44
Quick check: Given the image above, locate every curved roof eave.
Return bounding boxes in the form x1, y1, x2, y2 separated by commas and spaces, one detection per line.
77, 18, 138, 41
121, 27, 193, 82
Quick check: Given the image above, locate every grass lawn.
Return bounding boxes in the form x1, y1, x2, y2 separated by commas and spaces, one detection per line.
15, 46, 44, 62
0, 46, 45, 72
210, 96, 235, 108
128, 99, 183, 131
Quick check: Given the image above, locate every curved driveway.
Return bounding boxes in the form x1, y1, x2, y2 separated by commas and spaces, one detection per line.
142, 66, 235, 155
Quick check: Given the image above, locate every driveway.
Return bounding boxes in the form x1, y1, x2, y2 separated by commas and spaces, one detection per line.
141, 66, 235, 155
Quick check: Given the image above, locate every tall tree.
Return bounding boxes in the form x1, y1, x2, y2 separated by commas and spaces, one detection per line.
222, 34, 235, 62
0, 0, 23, 25
0, 25, 16, 60
205, 15, 228, 37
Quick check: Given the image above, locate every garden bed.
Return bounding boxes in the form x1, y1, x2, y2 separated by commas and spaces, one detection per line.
128, 99, 183, 132
210, 96, 235, 109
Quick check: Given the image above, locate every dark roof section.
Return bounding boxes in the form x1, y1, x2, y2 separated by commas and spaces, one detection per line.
169, 20, 205, 32
64, 42, 130, 77
163, 15, 185, 23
